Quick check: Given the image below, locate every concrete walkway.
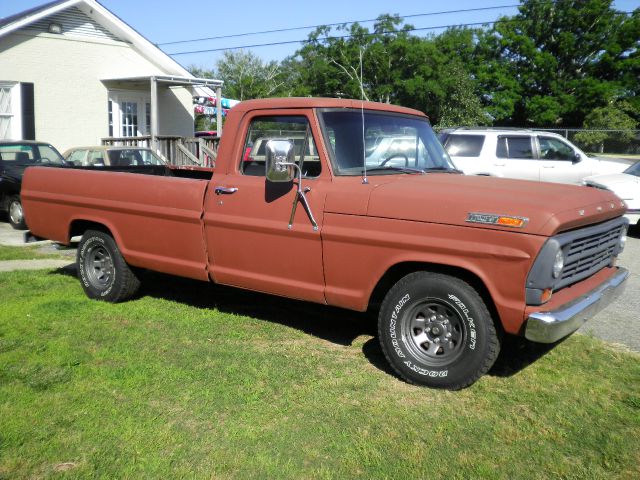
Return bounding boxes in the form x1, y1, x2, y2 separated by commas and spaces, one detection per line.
0, 222, 76, 271
0, 258, 72, 272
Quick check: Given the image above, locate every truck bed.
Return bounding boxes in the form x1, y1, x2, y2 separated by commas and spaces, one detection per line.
22, 165, 212, 281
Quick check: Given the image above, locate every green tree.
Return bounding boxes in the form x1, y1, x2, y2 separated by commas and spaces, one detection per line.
291, 16, 488, 124
214, 50, 289, 100
476, 0, 640, 126
574, 102, 638, 152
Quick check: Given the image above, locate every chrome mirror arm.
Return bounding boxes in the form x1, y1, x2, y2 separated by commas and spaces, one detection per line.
279, 162, 318, 231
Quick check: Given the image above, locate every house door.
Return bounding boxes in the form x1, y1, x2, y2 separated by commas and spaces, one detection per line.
203, 111, 328, 303
108, 92, 151, 137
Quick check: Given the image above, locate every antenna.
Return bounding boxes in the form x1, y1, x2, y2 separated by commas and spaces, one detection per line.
360, 45, 368, 185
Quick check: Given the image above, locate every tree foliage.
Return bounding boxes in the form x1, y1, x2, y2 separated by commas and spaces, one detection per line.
213, 50, 290, 101
475, 0, 640, 127
574, 102, 638, 152
192, 1, 639, 129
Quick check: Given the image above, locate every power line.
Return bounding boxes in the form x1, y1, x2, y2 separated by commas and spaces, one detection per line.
157, 4, 521, 46
166, 9, 635, 57
165, 19, 516, 56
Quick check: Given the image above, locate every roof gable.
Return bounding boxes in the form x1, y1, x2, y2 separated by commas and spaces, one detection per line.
0, 0, 193, 77
23, 6, 122, 42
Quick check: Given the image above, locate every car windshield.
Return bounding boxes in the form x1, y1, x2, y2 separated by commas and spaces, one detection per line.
0, 143, 64, 165
319, 110, 455, 175
624, 161, 640, 177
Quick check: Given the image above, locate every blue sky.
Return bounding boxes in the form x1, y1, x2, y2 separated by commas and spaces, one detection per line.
1, 0, 638, 71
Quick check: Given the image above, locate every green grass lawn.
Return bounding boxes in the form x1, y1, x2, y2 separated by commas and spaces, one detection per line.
0, 245, 66, 261
0, 268, 638, 479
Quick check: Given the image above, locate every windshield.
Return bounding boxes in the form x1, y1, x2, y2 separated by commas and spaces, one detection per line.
0, 143, 64, 165
319, 110, 455, 175
624, 161, 640, 177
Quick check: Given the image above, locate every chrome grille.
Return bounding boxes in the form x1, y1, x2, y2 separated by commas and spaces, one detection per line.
555, 218, 626, 290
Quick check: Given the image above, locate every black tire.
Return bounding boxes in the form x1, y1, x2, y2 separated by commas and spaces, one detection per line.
8, 195, 27, 230
378, 272, 500, 390
77, 230, 140, 302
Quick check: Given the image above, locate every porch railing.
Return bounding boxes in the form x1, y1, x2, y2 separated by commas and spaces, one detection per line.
101, 135, 220, 167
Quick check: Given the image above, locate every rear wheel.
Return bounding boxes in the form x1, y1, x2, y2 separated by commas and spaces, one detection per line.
77, 230, 140, 302
378, 272, 500, 389
8, 195, 27, 230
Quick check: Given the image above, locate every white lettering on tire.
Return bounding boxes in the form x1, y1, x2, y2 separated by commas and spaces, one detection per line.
389, 294, 410, 358
447, 294, 477, 350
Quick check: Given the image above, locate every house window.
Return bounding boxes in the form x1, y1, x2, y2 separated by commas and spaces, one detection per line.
108, 100, 113, 137
121, 101, 138, 137
0, 84, 14, 139
145, 102, 151, 135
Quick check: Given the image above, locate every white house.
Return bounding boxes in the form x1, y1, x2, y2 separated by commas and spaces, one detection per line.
0, 0, 222, 152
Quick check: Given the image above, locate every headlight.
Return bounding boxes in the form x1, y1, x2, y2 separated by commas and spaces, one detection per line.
552, 250, 564, 279
619, 225, 628, 253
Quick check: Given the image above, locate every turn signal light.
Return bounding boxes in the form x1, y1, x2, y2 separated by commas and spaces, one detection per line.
540, 288, 553, 303
497, 216, 527, 228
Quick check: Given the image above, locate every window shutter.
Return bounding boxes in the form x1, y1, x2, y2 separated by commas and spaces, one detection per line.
21, 83, 35, 140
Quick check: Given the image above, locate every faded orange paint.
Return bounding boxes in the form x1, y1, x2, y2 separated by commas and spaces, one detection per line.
21, 98, 626, 336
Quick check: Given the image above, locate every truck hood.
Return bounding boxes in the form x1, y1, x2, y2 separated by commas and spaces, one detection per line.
364, 173, 626, 236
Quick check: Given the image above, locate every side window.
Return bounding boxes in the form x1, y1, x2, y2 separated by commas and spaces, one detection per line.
87, 150, 106, 166
66, 150, 86, 166
496, 136, 534, 159
241, 115, 321, 177
539, 136, 575, 161
444, 134, 485, 157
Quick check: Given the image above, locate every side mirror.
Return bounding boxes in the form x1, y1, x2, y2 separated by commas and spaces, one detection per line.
265, 140, 296, 182
573, 152, 581, 164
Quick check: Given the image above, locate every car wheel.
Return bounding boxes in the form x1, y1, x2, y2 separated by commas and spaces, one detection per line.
378, 272, 500, 389
8, 195, 27, 230
77, 230, 141, 302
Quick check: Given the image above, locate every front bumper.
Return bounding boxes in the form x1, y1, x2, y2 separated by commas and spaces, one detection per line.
525, 267, 629, 343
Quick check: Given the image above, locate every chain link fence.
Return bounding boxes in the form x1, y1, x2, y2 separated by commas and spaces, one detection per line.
533, 129, 640, 156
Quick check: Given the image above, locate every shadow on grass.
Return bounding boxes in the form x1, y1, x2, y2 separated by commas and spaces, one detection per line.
51, 266, 555, 381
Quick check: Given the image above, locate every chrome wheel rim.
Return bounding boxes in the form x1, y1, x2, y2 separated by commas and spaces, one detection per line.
84, 245, 114, 289
400, 299, 466, 366
8, 200, 23, 225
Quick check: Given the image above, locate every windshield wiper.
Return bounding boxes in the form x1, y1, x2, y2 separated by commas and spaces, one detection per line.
423, 166, 464, 174
365, 166, 425, 174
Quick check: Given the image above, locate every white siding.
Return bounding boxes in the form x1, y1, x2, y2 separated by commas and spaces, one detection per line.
24, 7, 122, 42
0, 31, 194, 151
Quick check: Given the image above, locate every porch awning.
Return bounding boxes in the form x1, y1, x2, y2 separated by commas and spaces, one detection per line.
100, 75, 223, 89
101, 75, 225, 143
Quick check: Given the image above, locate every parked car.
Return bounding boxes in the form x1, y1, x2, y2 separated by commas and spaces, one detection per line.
584, 161, 640, 227
0, 140, 65, 229
439, 128, 633, 184
63, 146, 166, 167
63, 145, 165, 167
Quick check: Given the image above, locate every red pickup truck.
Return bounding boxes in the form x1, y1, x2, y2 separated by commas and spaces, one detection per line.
21, 98, 629, 389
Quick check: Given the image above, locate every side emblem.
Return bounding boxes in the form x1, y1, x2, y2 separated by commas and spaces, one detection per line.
466, 212, 528, 228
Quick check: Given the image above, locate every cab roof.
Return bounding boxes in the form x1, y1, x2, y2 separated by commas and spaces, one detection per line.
232, 97, 427, 117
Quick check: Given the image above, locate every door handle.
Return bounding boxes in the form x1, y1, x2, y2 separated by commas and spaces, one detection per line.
494, 162, 506, 166
214, 186, 238, 195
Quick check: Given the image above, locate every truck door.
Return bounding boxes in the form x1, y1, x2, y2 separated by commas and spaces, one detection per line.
203, 111, 328, 303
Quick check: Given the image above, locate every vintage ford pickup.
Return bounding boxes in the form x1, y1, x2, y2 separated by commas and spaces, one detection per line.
21, 98, 629, 389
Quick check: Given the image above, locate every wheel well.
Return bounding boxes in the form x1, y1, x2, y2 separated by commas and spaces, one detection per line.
368, 262, 503, 333
69, 220, 112, 240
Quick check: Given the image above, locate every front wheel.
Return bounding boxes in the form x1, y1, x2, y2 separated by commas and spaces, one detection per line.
77, 230, 140, 302
8, 195, 27, 230
378, 272, 500, 389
